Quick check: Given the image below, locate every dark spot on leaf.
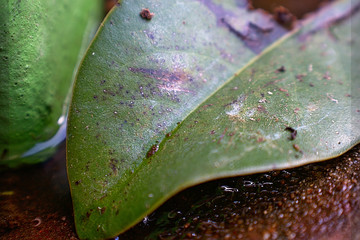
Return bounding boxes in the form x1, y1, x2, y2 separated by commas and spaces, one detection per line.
140, 8, 154, 20
263, 78, 283, 88
293, 144, 301, 152
129, 68, 195, 94
309, 83, 314, 87
276, 65, 286, 72
144, 30, 155, 40
285, 127, 297, 140
109, 158, 119, 175
98, 207, 106, 215
296, 74, 305, 82
146, 144, 159, 158
257, 105, 268, 114
273, 6, 296, 29
75, 180, 81, 186
103, 89, 116, 96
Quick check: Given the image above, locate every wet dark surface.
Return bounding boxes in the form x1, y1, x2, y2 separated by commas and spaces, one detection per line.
0, 143, 77, 240
1, 143, 359, 240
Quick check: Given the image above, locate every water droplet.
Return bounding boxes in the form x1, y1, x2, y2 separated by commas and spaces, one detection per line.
92, 52, 95, 56
221, 185, 239, 192
148, 193, 154, 198
243, 180, 256, 188
57, 115, 65, 125
143, 216, 149, 225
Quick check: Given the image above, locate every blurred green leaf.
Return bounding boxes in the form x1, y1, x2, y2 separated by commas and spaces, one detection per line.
0, 0, 101, 167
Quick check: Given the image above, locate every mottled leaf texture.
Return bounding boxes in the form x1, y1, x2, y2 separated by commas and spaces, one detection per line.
67, 0, 360, 239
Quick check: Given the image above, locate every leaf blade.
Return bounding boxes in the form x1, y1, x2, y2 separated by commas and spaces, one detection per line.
67, 0, 360, 239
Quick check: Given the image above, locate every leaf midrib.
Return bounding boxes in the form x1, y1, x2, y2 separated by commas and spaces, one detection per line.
119, 26, 300, 193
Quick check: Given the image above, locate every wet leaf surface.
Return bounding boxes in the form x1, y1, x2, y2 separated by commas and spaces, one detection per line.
67, 0, 360, 238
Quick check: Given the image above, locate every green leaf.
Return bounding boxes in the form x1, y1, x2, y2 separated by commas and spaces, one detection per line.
0, 0, 101, 167
67, 0, 360, 239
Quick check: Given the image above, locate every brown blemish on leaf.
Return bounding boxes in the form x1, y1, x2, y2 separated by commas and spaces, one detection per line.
296, 74, 306, 82
285, 127, 297, 140
263, 78, 283, 88
273, 6, 296, 29
257, 105, 268, 114
140, 8, 154, 20
98, 207, 106, 215
109, 158, 119, 175
129, 68, 194, 94
276, 65, 286, 73
102, 89, 116, 96
146, 144, 159, 158
293, 144, 302, 152
75, 180, 81, 186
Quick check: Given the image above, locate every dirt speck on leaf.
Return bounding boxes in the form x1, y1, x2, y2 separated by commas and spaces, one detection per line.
293, 144, 302, 152
273, 6, 296, 29
146, 144, 159, 158
140, 8, 154, 20
285, 127, 297, 140
276, 65, 286, 72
